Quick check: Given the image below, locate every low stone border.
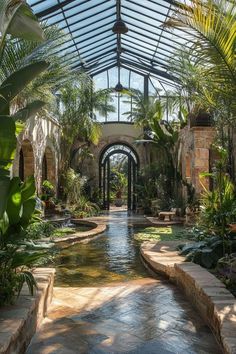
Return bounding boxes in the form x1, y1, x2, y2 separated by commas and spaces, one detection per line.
53, 220, 107, 248
0, 268, 55, 354
141, 241, 236, 354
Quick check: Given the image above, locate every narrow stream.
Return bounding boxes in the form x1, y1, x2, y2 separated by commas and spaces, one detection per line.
29, 211, 223, 354
53, 211, 148, 287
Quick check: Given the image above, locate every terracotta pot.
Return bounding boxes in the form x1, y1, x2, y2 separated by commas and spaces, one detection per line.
229, 224, 236, 232
115, 198, 123, 207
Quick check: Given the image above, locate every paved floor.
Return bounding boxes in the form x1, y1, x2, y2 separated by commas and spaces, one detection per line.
27, 278, 222, 354
26, 212, 222, 353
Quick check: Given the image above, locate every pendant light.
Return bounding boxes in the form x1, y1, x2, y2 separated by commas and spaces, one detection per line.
112, 0, 128, 34
115, 66, 124, 92
113, 1, 127, 93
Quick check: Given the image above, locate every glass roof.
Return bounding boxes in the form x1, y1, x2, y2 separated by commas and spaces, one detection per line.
28, 0, 190, 87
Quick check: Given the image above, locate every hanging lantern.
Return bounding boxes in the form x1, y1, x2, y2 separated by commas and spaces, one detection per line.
112, 19, 128, 34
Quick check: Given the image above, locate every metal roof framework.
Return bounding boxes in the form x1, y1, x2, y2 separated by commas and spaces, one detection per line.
29, 0, 192, 89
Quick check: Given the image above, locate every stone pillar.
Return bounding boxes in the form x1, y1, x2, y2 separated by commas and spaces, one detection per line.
191, 127, 215, 194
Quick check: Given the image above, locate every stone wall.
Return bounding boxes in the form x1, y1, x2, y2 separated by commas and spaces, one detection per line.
0, 268, 55, 354
12, 114, 61, 194
141, 242, 236, 354
179, 125, 216, 196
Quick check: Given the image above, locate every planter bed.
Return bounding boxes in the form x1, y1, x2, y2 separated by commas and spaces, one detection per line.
53, 220, 107, 248
0, 268, 55, 354
141, 241, 236, 354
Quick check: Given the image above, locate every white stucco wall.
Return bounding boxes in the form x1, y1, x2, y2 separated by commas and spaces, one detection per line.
12, 114, 61, 193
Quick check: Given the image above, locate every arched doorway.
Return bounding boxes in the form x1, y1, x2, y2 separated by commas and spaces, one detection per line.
19, 140, 34, 181
99, 143, 139, 211
42, 147, 56, 187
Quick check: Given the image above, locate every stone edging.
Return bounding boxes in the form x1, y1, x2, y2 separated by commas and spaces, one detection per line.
53, 220, 107, 248
0, 268, 55, 354
141, 241, 236, 354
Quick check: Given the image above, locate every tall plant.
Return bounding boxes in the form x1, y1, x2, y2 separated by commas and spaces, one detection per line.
165, 0, 236, 120
133, 99, 182, 206
55, 74, 115, 173
0, 1, 51, 304
199, 148, 236, 254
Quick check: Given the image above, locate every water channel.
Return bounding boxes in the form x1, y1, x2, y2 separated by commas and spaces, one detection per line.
29, 211, 222, 353
53, 211, 148, 287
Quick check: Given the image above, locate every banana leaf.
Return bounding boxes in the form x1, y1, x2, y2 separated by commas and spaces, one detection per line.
20, 198, 36, 228
13, 100, 46, 121
0, 116, 17, 218
0, 115, 16, 169
6, 177, 22, 225
0, 61, 49, 114
0, 211, 9, 237
21, 176, 36, 202
0, 0, 44, 55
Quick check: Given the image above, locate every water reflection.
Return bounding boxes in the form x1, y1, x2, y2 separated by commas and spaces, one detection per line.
53, 212, 148, 286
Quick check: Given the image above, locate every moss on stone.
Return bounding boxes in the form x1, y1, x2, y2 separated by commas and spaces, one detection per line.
134, 225, 193, 242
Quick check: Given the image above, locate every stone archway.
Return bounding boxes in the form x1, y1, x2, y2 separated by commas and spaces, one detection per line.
99, 142, 139, 211
19, 139, 34, 181
42, 146, 56, 187
71, 123, 146, 204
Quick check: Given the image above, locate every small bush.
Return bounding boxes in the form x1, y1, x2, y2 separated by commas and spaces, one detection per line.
26, 222, 55, 239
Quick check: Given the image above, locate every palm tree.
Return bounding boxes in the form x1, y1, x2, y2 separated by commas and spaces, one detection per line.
165, 0, 236, 121
55, 73, 115, 173
0, 25, 73, 112
129, 94, 182, 205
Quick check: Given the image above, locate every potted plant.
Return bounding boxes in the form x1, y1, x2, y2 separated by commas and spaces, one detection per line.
115, 189, 123, 207
41, 180, 55, 210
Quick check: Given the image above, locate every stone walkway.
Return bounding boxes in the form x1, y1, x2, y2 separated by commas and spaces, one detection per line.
26, 212, 222, 353
27, 280, 222, 354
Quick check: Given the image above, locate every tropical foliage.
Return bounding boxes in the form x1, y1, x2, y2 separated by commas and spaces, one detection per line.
55, 74, 115, 174
0, 1, 52, 305
0, 175, 50, 306
129, 95, 183, 210
166, 0, 236, 120
198, 148, 236, 248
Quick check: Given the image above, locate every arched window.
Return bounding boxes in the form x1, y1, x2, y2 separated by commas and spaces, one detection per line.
19, 140, 34, 181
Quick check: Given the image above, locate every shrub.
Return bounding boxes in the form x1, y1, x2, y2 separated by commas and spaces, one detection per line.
26, 222, 55, 239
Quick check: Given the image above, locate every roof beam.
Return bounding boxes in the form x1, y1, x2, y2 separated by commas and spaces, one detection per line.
120, 58, 177, 82
122, 45, 169, 69
122, 37, 172, 62
90, 61, 117, 77
35, 0, 76, 17
55, 34, 115, 61
125, 21, 183, 52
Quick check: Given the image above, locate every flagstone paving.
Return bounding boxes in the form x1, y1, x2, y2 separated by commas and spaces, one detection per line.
26, 278, 222, 354
26, 212, 222, 353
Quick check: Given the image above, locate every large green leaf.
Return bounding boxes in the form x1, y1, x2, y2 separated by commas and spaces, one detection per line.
21, 176, 36, 202
0, 115, 17, 218
7, 2, 44, 41
0, 1, 44, 55
6, 177, 22, 225
0, 211, 9, 236
0, 177, 10, 219
20, 198, 36, 228
0, 115, 16, 169
11, 251, 45, 268
0, 61, 49, 114
13, 100, 46, 122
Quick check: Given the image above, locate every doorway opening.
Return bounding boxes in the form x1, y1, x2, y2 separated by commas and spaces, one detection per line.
99, 143, 139, 211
